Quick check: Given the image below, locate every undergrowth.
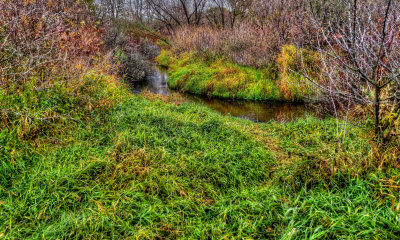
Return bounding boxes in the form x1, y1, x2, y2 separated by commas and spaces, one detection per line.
1, 73, 399, 239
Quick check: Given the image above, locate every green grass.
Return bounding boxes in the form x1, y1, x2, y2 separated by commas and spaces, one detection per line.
159, 51, 284, 101
157, 50, 319, 102
1, 75, 399, 239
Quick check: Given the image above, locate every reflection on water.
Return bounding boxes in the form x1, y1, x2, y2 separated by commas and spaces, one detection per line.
132, 67, 316, 122
188, 97, 312, 122
132, 68, 170, 95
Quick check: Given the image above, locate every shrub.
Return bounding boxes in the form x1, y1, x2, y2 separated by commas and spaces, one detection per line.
111, 37, 161, 83
139, 38, 161, 60
0, 0, 103, 89
277, 45, 321, 101
156, 50, 175, 68
114, 49, 152, 82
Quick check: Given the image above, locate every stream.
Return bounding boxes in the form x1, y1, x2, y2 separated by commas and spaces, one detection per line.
132, 67, 317, 122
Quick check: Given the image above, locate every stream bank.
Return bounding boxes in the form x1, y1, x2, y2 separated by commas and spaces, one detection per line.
132, 67, 318, 122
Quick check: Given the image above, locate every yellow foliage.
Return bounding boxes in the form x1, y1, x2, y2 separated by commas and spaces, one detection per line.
276, 45, 321, 101
277, 45, 299, 73
277, 45, 321, 77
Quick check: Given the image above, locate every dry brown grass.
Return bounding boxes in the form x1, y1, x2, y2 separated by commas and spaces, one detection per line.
170, 25, 274, 67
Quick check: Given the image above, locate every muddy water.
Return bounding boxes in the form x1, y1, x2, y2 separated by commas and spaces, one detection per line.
132, 67, 316, 122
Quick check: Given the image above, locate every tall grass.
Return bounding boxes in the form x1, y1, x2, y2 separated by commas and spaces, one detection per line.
1, 73, 399, 238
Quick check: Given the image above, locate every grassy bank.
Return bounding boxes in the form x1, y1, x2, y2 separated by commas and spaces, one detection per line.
156, 49, 316, 102
157, 51, 283, 101
1, 73, 399, 239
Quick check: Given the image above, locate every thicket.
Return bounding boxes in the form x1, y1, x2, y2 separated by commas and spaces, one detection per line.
0, 0, 163, 124
0, 0, 103, 89
0, 0, 111, 133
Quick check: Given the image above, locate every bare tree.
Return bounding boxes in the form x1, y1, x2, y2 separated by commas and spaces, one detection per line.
97, 0, 126, 20
146, 0, 207, 31
205, 0, 227, 28
304, 0, 400, 140
227, 0, 249, 28
126, 0, 154, 22
205, 0, 249, 28
247, 0, 306, 52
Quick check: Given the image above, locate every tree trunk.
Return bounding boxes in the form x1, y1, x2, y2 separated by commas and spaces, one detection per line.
375, 85, 381, 135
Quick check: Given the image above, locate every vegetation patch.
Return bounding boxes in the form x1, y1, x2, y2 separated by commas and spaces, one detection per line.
158, 51, 286, 101
158, 49, 322, 102
1, 76, 399, 238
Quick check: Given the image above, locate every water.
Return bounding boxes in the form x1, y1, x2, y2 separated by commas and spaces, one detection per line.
132, 68, 170, 96
132, 67, 316, 122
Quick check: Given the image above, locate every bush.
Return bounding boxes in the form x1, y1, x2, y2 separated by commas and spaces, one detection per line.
139, 39, 161, 60
156, 50, 174, 68
102, 18, 161, 83
0, 0, 102, 89
114, 49, 151, 82
110, 37, 162, 83
276, 45, 321, 101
